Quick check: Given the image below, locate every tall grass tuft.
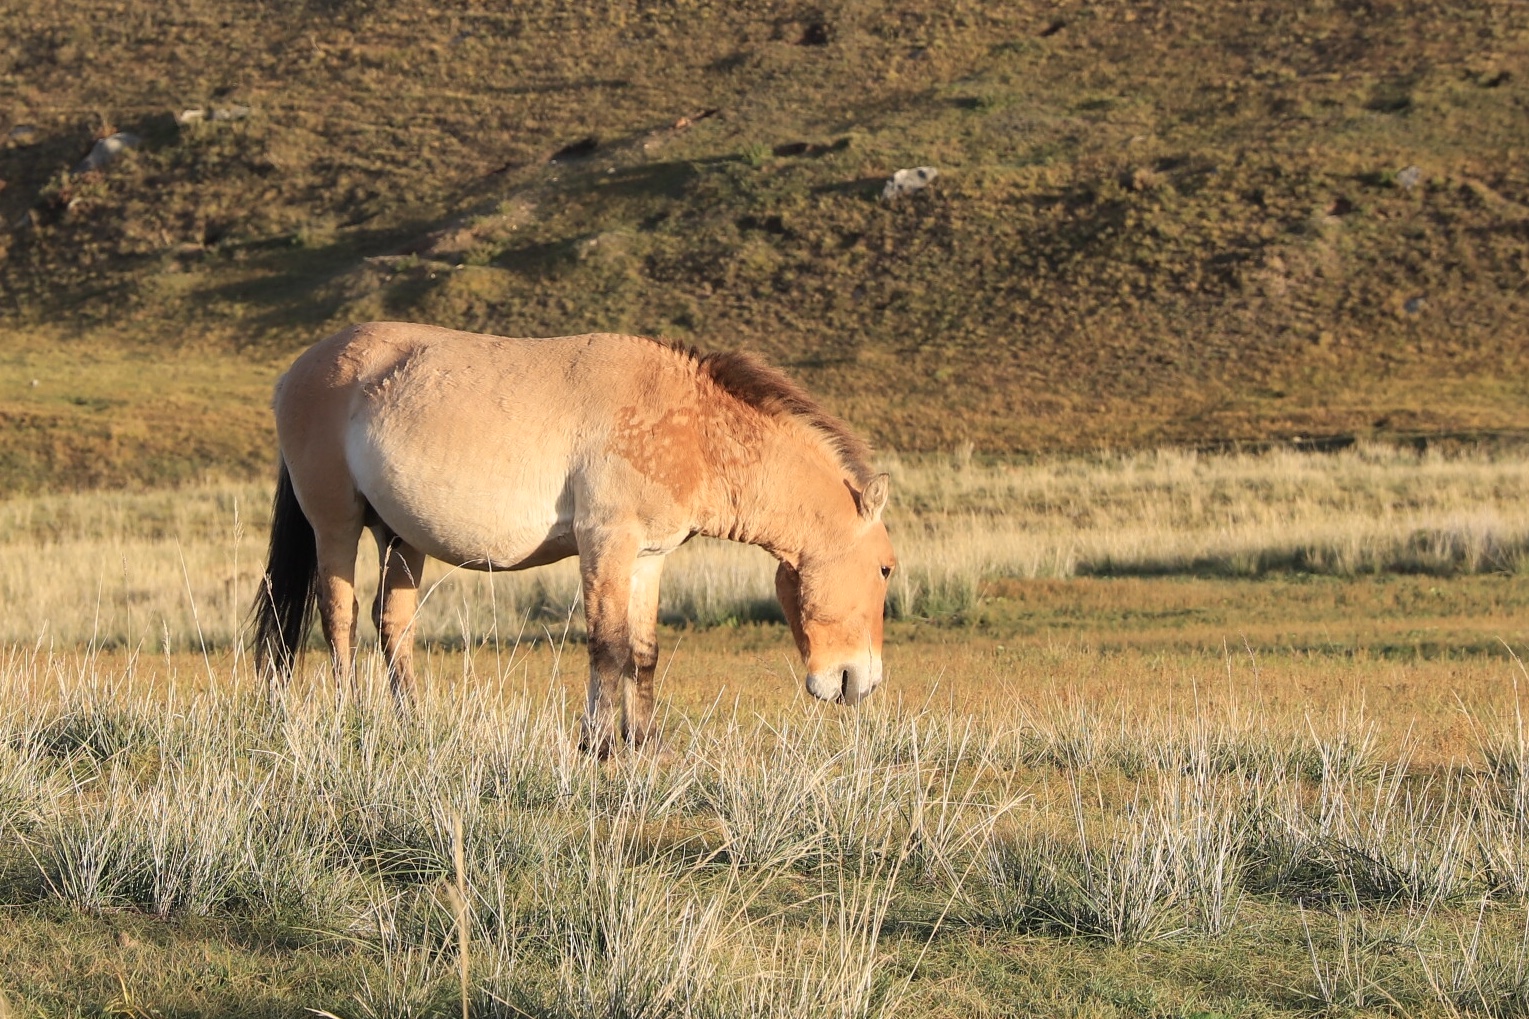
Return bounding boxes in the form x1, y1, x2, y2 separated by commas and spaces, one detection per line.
1421, 902, 1529, 1019
986, 775, 1195, 945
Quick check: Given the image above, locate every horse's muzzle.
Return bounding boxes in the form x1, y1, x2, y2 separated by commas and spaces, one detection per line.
806, 658, 883, 705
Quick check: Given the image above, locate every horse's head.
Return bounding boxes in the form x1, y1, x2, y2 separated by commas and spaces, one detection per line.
775, 473, 895, 705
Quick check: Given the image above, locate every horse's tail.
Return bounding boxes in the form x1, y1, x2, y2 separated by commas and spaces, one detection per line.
252, 458, 318, 681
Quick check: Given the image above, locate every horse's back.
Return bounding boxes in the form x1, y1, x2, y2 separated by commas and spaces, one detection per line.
275, 323, 693, 568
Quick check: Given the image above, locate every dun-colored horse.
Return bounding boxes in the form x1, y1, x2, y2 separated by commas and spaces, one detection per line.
253, 322, 895, 751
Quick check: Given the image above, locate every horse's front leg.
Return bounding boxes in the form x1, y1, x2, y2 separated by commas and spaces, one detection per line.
623, 554, 666, 749
578, 532, 639, 758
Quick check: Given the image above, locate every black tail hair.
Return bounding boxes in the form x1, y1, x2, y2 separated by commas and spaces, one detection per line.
252, 459, 318, 680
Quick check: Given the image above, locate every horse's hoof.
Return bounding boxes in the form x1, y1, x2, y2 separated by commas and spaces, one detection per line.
627, 730, 672, 757
579, 733, 615, 760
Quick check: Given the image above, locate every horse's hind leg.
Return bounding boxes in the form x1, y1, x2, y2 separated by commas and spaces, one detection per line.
372, 528, 427, 705
313, 518, 364, 695
623, 555, 665, 748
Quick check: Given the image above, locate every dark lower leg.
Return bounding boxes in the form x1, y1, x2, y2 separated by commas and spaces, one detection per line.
582, 636, 631, 759
578, 536, 639, 758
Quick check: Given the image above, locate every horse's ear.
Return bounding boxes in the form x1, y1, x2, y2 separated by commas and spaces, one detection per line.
858, 473, 890, 521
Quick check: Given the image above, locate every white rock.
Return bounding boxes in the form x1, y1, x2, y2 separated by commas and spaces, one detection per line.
74, 132, 141, 174
882, 165, 938, 200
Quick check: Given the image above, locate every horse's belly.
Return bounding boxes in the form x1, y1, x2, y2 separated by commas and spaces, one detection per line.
345, 413, 576, 570
392, 498, 574, 571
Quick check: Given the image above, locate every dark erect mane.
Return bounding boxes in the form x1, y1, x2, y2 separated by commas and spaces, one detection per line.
657, 339, 875, 486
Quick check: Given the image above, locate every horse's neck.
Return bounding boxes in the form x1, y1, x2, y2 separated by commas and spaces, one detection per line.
696, 419, 850, 564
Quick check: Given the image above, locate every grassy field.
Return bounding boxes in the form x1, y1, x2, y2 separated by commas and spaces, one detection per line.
2, 449, 1529, 1015
4, 621, 1529, 1016
4, 1, 1529, 1011
2, 0, 1528, 487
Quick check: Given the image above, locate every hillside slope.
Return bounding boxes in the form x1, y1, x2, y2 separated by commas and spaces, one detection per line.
2, 0, 1528, 486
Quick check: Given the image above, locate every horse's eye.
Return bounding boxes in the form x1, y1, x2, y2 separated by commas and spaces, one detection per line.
880, 565, 892, 579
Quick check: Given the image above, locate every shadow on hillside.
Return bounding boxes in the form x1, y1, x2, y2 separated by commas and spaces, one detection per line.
587, 160, 699, 199
812, 176, 887, 199
195, 154, 715, 343
191, 220, 444, 346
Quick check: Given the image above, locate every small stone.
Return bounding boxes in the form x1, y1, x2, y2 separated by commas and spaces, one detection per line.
1396, 165, 1422, 191
175, 108, 207, 126
1404, 295, 1424, 315
5, 124, 39, 147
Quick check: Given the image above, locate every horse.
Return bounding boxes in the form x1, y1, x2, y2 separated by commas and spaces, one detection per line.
252, 322, 896, 753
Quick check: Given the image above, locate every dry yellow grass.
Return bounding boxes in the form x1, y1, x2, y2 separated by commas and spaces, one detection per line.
5, 631, 1529, 1015
1, 444, 1526, 648
3, 445, 1528, 771
31, 619, 1520, 772
4, 449, 1529, 1016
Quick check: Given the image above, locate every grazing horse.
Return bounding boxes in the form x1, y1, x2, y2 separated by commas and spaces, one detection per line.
252, 322, 895, 752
